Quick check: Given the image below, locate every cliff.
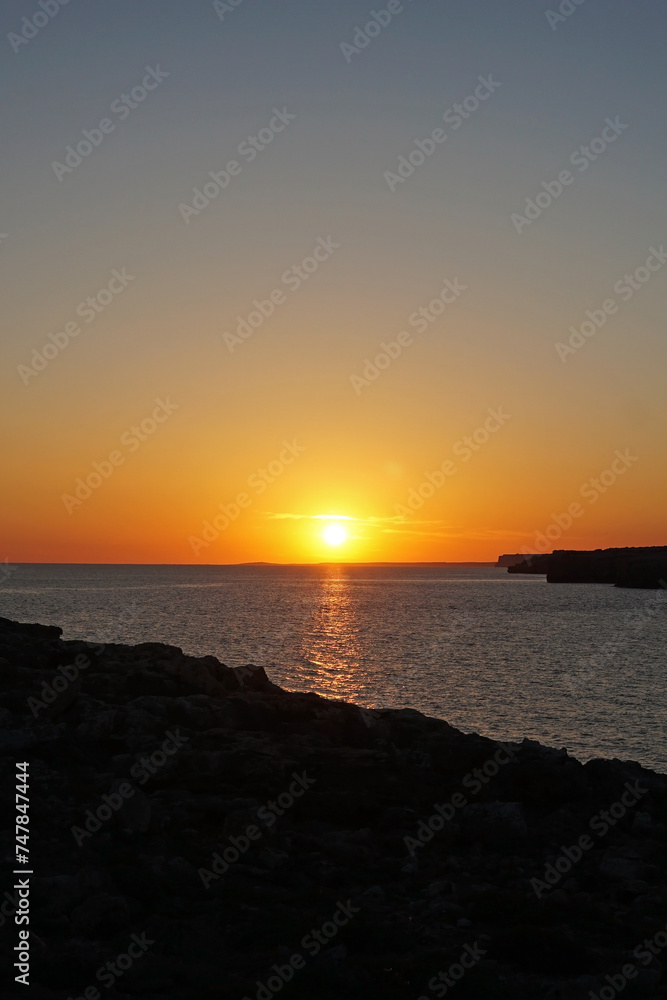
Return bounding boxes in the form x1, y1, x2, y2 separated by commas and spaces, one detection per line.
506, 554, 552, 574
1, 616, 667, 999
507, 547, 667, 588
496, 554, 529, 568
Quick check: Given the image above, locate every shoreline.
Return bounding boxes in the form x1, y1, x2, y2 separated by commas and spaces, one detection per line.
2, 615, 667, 998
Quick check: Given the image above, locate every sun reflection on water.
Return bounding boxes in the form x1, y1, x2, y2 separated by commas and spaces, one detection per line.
298, 566, 368, 700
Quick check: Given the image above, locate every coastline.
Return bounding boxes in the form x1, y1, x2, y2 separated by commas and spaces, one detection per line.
2, 615, 667, 998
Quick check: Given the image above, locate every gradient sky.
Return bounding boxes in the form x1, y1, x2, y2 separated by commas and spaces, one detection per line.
2, 0, 666, 563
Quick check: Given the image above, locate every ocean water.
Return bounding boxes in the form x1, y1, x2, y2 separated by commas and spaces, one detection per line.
2, 563, 666, 771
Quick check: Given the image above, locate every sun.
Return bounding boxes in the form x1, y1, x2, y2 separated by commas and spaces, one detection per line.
322, 523, 347, 546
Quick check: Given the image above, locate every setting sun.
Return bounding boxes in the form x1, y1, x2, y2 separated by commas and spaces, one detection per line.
323, 523, 347, 547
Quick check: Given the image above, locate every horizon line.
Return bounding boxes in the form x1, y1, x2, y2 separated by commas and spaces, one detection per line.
4, 560, 503, 567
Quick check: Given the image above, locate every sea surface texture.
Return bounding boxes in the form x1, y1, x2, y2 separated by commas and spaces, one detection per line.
2, 563, 666, 770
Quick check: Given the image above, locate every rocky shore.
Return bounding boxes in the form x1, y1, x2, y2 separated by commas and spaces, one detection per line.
507, 547, 667, 588
2, 616, 667, 999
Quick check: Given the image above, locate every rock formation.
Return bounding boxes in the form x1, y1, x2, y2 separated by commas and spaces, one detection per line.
495, 554, 529, 568
507, 547, 667, 588
1, 616, 667, 999
506, 553, 552, 575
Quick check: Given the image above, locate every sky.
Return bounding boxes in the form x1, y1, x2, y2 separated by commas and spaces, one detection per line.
2, 0, 666, 564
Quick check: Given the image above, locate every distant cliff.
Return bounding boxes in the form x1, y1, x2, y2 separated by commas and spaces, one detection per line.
496, 554, 529, 567
505, 554, 552, 574
507, 546, 667, 588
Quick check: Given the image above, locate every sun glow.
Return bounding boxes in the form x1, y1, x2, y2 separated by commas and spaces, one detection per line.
322, 523, 347, 547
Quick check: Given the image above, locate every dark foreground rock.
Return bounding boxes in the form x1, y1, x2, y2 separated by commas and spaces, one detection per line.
1, 617, 667, 999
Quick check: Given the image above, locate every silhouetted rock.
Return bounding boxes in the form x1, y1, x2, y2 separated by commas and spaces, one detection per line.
507, 547, 667, 588
1, 617, 667, 999
506, 553, 552, 574
496, 554, 530, 567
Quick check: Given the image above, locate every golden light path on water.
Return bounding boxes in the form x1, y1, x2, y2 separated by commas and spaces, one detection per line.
297, 567, 368, 702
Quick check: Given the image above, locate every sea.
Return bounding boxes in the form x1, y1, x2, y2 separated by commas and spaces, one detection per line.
2, 563, 666, 772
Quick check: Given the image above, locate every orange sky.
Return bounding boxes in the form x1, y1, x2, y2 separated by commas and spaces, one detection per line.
2, 2, 665, 564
